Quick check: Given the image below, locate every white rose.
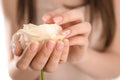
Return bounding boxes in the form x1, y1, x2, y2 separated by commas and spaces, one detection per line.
18, 23, 65, 48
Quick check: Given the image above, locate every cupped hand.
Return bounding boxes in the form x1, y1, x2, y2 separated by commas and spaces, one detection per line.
11, 32, 69, 72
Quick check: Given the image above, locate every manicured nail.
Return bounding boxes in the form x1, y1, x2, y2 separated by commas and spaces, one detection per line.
30, 42, 39, 51
56, 41, 64, 51
53, 16, 63, 24
42, 14, 51, 21
62, 30, 71, 36
46, 40, 56, 49
11, 43, 16, 54
64, 39, 69, 47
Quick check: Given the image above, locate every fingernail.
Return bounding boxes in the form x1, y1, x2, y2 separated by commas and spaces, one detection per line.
46, 40, 56, 49
30, 42, 39, 51
53, 16, 63, 24
64, 39, 69, 47
56, 41, 64, 51
62, 30, 71, 36
11, 43, 16, 54
42, 14, 51, 21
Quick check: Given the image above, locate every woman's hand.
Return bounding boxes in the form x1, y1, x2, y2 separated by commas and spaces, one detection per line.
11, 32, 69, 72
42, 7, 91, 64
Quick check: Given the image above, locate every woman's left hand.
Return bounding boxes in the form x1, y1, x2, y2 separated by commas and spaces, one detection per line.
42, 7, 91, 64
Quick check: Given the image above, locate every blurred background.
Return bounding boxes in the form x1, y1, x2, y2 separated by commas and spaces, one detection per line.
0, 0, 11, 80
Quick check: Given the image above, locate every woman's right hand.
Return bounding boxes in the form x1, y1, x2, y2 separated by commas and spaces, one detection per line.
11, 32, 69, 72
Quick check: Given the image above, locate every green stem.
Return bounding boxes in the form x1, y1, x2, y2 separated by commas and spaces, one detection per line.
41, 70, 44, 80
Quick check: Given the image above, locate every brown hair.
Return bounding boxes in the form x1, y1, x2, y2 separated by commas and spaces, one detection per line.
17, 0, 116, 50
86, 0, 115, 51
17, 0, 36, 25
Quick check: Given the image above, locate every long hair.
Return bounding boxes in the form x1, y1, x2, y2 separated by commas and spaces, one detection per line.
86, 0, 115, 51
17, 0, 36, 26
17, 0, 115, 50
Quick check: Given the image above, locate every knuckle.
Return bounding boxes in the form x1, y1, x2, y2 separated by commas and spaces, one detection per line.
16, 61, 27, 70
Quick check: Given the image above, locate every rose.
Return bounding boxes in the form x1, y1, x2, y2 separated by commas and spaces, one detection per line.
17, 23, 65, 49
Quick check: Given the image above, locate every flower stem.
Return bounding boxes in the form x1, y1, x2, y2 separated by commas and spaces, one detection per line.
41, 70, 44, 80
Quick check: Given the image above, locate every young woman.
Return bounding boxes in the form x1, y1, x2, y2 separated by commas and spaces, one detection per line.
2, 0, 120, 80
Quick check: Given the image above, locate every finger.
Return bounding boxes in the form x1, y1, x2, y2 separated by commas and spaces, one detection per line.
42, 8, 68, 24
62, 22, 91, 38
12, 33, 20, 42
69, 36, 88, 46
53, 8, 84, 25
44, 41, 64, 72
11, 33, 22, 56
30, 40, 56, 71
59, 39, 69, 63
12, 41, 22, 56
16, 42, 39, 70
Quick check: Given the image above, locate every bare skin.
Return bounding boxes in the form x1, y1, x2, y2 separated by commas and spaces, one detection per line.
2, 0, 120, 80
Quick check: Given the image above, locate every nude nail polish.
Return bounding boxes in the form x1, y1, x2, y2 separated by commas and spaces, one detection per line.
63, 30, 71, 36
30, 42, 39, 51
